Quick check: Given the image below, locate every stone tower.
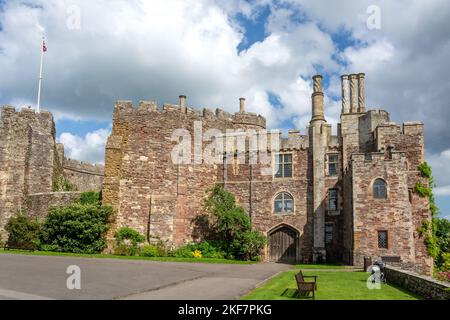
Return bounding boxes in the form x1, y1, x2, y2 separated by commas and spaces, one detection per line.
309, 75, 332, 262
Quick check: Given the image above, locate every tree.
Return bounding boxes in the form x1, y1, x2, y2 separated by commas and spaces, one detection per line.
436, 218, 450, 268
205, 185, 266, 260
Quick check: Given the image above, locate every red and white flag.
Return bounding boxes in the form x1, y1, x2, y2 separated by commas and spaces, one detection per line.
42, 40, 47, 52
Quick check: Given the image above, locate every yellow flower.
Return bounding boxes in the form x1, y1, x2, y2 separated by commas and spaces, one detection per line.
193, 250, 202, 258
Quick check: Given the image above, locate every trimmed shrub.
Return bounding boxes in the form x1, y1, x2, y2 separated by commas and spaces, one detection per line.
39, 203, 113, 254
114, 227, 146, 256
77, 191, 102, 206
5, 214, 41, 250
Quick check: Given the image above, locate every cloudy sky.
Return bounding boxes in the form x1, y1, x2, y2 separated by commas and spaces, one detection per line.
0, 0, 449, 218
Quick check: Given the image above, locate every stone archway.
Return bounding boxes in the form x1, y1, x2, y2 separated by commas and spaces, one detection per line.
268, 225, 299, 263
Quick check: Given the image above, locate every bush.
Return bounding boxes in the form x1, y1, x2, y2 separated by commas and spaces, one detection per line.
114, 227, 146, 256
203, 185, 266, 261
5, 214, 41, 250
192, 241, 226, 259
169, 245, 195, 258
77, 191, 102, 206
436, 270, 450, 282
140, 244, 160, 257
441, 252, 450, 272
232, 230, 266, 261
39, 203, 113, 254
169, 241, 226, 259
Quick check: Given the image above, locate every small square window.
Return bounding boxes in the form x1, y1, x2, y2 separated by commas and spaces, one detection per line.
328, 154, 338, 176
378, 231, 388, 249
328, 189, 338, 211
274, 154, 293, 178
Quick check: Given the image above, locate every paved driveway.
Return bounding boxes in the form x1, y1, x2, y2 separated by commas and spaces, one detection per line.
0, 254, 291, 300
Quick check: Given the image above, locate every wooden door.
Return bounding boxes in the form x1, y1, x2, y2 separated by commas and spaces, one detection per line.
269, 226, 297, 263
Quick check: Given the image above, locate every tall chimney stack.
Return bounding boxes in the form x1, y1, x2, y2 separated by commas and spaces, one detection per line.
341, 75, 349, 114
179, 95, 186, 113
310, 75, 325, 122
349, 74, 357, 113
357, 73, 366, 113
239, 98, 245, 113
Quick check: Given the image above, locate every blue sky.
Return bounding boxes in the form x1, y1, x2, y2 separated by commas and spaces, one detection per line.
1, 0, 449, 219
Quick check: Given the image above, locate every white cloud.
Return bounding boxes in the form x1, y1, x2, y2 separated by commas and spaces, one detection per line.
1, 0, 450, 176
58, 128, 110, 164
428, 149, 450, 195
0, 0, 337, 132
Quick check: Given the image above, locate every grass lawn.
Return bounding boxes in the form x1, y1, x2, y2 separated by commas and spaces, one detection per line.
294, 263, 347, 269
0, 248, 255, 264
242, 270, 421, 300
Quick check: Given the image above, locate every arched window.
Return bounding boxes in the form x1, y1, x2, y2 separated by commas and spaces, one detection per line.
373, 179, 387, 199
274, 192, 294, 214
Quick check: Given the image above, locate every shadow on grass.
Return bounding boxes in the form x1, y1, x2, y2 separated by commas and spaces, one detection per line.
281, 288, 314, 300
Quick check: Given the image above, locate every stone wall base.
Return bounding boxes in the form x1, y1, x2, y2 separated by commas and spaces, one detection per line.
385, 266, 450, 300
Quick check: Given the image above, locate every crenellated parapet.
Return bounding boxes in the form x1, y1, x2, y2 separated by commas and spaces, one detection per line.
63, 157, 104, 176
112, 98, 266, 129
351, 150, 406, 163
0, 105, 55, 137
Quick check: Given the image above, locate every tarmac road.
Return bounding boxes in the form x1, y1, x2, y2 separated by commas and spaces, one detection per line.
0, 253, 291, 300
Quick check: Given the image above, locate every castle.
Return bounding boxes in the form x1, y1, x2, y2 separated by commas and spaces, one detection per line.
0, 106, 104, 238
102, 73, 433, 274
0, 73, 433, 275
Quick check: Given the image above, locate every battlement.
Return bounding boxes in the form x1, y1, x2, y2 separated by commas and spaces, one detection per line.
63, 157, 104, 176
351, 150, 406, 163
112, 98, 266, 129
375, 121, 424, 150
1, 105, 55, 136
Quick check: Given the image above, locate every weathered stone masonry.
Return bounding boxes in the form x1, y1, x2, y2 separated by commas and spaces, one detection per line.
0, 107, 104, 241
102, 73, 433, 275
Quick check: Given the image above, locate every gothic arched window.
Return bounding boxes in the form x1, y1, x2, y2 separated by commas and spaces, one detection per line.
373, 179, 387, 199
274, 192, 294, 214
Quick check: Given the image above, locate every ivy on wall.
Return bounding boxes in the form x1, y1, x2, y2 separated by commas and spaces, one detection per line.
52, 175, 77, 192
415, 162, 439, 259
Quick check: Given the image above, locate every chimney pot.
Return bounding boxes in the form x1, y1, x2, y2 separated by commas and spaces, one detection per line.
239, 98, 245, 113
312, 75, 323, 93
179, 95, 186, 113
357, 73, 366, 113
341, 75, 349, 114
310, 75, 325, 123
349, 74, 357, 113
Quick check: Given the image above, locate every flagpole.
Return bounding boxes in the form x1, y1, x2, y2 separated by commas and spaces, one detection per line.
37, 37, 45, 113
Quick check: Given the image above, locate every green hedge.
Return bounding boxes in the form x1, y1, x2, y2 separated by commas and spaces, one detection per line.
39, 203, 113, 254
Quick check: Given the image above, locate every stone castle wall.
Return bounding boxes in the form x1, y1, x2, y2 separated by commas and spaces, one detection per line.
385, 266, 450, 300
26, 192, 83, 219
351, 152, 415, 265
99, 73, 433, 275
0, 106, 104, 241
62, 157, 104, 192
0, 107, 56, 239
102, 100, 266, 246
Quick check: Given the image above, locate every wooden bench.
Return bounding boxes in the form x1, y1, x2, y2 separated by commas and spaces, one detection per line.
295, 270, 317, 299
3, 242, 36, 251
381, 256, 401, 263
